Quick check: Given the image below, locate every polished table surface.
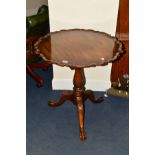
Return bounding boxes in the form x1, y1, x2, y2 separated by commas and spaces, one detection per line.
35, 29, 124, 141
35, 29, 123, 68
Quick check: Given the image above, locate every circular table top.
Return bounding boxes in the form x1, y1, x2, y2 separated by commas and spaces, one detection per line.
35, 29, 123, 68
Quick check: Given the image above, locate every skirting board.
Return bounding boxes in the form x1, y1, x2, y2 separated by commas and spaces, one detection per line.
52, 79, 111, 91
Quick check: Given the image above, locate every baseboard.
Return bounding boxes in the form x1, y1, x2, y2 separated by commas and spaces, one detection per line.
52, 79, 111, 91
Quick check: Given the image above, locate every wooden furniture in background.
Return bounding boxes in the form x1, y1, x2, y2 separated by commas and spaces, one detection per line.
26, 36, 50, 87
35, 29, 124, 141
111, 0, 129, 86
26, 5, 50, 87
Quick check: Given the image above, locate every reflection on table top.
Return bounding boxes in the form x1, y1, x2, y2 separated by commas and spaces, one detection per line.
35, 29, 123, 68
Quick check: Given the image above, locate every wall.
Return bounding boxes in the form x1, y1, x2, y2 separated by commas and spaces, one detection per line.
26, 0, 48, 16
48, 0, 119, 91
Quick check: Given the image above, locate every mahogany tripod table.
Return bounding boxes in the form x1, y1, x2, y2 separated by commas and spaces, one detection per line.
35, 29, 123, 141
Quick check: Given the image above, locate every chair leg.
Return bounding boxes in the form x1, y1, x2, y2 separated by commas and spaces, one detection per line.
26, 65, 44, 86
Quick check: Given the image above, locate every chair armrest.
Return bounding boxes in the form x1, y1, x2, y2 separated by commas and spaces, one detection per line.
27, 12, 49, 28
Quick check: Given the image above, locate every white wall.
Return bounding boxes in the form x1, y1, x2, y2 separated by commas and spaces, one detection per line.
26, 0, 48, 16
48, 0, 119, 91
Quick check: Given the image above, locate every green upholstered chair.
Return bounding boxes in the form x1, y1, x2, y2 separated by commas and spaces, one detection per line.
26, 5, 50, 87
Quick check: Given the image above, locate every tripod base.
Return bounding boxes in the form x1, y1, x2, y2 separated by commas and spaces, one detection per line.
48, 68, 104, 141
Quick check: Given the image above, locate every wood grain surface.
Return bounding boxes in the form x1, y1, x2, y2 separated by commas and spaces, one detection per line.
111, 0, 129, 83
35, 29, 123, 68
